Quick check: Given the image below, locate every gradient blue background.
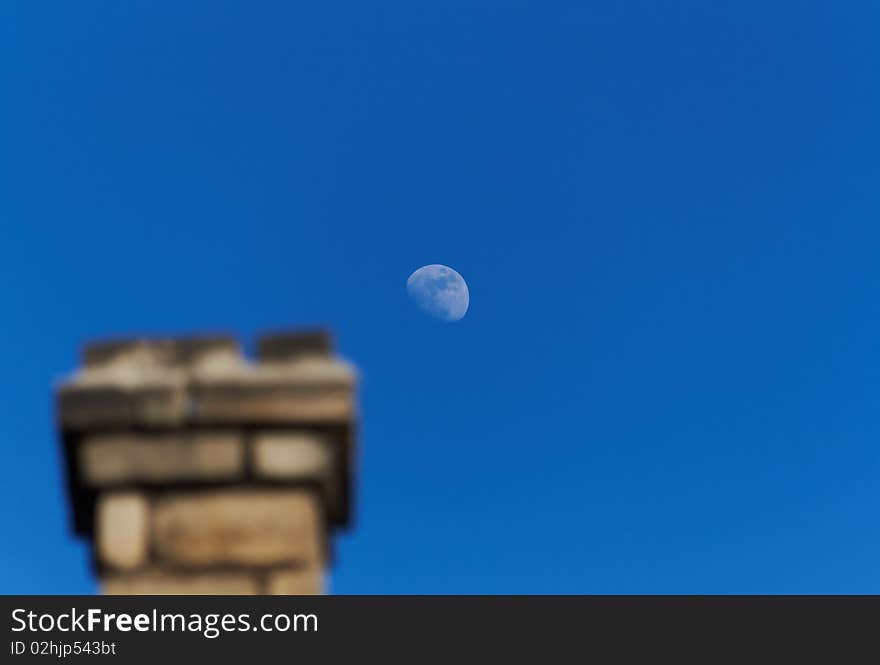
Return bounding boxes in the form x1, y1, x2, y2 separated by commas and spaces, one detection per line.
2, 2, 879, 593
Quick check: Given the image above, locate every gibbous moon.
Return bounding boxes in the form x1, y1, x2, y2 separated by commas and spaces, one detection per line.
406, 264, 469, 322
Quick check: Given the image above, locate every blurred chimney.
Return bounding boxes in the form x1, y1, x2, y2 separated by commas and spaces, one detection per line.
55, 329, 358, 594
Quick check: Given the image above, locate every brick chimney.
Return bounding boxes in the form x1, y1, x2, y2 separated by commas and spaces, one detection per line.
55, 330, 358, 594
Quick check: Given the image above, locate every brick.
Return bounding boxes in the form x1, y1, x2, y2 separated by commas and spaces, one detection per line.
194, 383, 353, 425
153, 490, 323, 567
253, 432, 332, 480
57, 385, 132, 429
257, 330, 333, 362
190, 357, 356, 425
79, 432, 243, 486
128, 381, 188, 427
96, 492, 149, 570
267, 566, 325, 595
165, 336, 239, 367
82, 339, 167, 369
102, 571, 258, 595
83, 337, 240, 370
56, 381, 190, 429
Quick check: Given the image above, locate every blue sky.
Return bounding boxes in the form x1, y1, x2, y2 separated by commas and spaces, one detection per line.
2, 2, 879, 593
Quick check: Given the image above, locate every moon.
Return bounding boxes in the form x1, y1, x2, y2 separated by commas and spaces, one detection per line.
406, 264, 469, 322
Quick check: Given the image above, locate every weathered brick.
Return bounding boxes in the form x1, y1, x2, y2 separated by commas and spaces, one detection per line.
165, 336, 239, 367
194, 383, 353, 424
56, 381, 189, 429
128, 381, 188, 427
83, 339, 170, 369
102, 571, 258, 595
96, 492, 149, 570
267, 566, 325, 595
83, 337, 241, 370
253, 432, 332, 480
153, 490, 323, 567
190, 357, 356, 425
78, 432, 244, 486
257, 330, 333, 362
57, 385, 132, 429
